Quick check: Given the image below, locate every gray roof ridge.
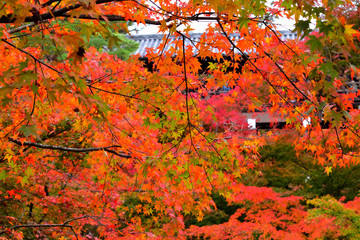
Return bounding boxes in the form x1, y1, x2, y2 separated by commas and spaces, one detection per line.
128, 30, 297, 56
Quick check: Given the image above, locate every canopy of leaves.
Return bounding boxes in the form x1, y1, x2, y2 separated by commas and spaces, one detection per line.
0, 0, 359, 239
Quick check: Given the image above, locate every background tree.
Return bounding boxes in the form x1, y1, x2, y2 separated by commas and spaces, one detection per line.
0, 0, 359, 239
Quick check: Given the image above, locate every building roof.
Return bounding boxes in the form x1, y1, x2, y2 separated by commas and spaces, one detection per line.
128, 30, 298, 57
127, 31, 300, 129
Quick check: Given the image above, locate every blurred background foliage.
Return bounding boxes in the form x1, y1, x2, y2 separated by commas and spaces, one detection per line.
12, 20, 138, 61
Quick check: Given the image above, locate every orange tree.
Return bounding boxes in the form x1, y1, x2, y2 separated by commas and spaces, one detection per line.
0, 0, 360, 239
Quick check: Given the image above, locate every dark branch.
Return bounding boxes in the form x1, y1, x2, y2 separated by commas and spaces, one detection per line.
41, 0, 61, 8
1, 39, 63, 75
8, 137, 132, 158
0, 223, 77, 239
11, 224, 72, 229
0, 0, 120, 23
64, 14, 222, 25
88, 85, 161, 110
0, 215, 106, 240
64, 14, 163, 25
0, 0, 223, 26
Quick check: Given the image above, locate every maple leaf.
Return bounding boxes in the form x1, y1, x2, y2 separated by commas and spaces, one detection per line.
325, 166, 332, 176
1, 0, 360, 239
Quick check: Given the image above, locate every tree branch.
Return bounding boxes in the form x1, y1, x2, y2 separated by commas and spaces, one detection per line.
0, 215, 106, 240
67, 14, 164, 25
1, 39, 63, 75
11, 223, 72, 229
8, 23, 36, 34
41, 0, 61, 8
0, 0, 140, 24
8, 137, 132, 158
0, 223, 77, 239
0, 0, 223, 26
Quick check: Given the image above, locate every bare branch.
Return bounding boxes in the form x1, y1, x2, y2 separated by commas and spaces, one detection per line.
0, 0, 119, 23
0, 215, 107, 240
11, 223, 72, 229
8, 23, 36, 34
1, 223, 77, 239
8, 137, 132, 158
0, 0, 223, 26
68, 14, 164, 25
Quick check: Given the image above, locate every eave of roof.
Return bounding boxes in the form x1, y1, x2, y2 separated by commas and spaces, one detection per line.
127, 31, 298, 57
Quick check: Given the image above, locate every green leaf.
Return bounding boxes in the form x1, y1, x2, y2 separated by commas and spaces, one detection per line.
25, 167, 35, 177
319, 62, 338, 80
143, 117, 151, 126
20, 71, 38, 84
319, 101, 326, 109
295, 20, 311, 38
30, 85, 39, 94
21, 176, 29, 186
331, 111, 344, 127
305, 106, 315, 115
237, 17, 250, 29
342, 110, 351, 120
0, 170, 7, 181
306, 35, 323, 52
317, 21, 334, 36
76, 78, 87, 93
0, 85, 14, 96
19, 59, 29, 70
19, 125, 40, 138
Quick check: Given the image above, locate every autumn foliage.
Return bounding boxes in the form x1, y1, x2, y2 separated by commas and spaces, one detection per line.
0, 0, 360, 239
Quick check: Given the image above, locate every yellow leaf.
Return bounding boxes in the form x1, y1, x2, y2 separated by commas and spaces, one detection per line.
344, 24, 360, 41
196, 211, 204, 222
73, 119, 82, 131
5, 148, 14, 162
325, 166, 332, 176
